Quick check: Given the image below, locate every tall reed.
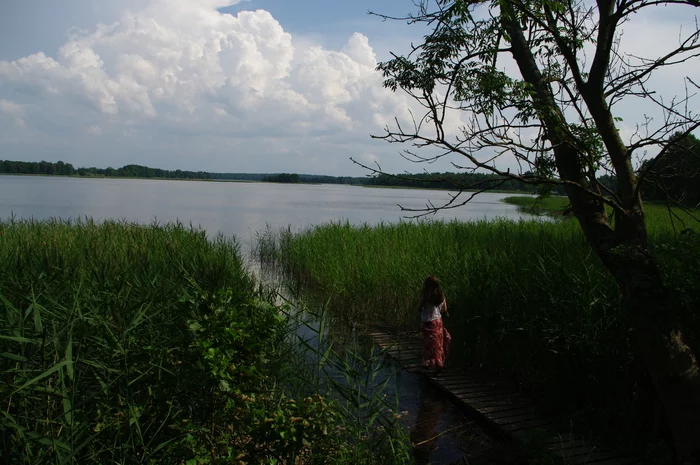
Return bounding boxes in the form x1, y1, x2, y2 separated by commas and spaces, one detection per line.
0, 219, 255, 463
256, 217, 700, 451
1, 218, 415, 464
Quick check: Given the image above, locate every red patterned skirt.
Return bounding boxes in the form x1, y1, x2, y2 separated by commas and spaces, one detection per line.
421, 318, 451, 369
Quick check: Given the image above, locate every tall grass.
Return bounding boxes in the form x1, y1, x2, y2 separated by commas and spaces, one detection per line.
278, 300, 411, 465
0, 219, 255, 463
502, 195, 700, 237
256, 217, 700, 452
1, 218, 414, 464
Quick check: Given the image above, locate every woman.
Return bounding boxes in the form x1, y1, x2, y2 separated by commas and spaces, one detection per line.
418, 275, 451, 370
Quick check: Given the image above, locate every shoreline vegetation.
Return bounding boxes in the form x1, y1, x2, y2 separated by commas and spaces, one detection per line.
503, 195, 700, 234
256, 210, 699, 461
0, 159, 549, 195
0, 219, 411, 464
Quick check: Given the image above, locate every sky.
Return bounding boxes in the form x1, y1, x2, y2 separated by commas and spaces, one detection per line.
0, 0, 698, 176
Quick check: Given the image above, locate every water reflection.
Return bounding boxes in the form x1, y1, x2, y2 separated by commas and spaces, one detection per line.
411, 378, 451, 464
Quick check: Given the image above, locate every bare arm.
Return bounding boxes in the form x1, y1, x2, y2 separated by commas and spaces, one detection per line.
441, 295, 448, 314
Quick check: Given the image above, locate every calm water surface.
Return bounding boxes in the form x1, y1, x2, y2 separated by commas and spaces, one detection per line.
0, 176, 533, 252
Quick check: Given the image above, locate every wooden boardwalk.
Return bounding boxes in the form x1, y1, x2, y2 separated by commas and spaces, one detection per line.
368, 329, 642, 465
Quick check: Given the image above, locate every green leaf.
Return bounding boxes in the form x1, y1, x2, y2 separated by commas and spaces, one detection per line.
0, 352, 27, 362
0, 335, 40, 344
12, 360, 69, 395
65, 336, 74, 381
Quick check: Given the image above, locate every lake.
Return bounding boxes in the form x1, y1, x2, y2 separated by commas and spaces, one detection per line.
1, 174, 528, 463
0, 176, 534, 252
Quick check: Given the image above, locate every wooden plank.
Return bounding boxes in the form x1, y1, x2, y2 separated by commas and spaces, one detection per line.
440, 380, 508, 390
445, 384, 513, 396
401, 343, 421, 348
377, 342, 398, 350
386, 350, 418, 358
434, 371, 499, 382
433, 367, 492, 376
451, 390, 517, 402
438, 384, 508, 396
435, 377, 493, 387
439, 375, 506, 384
436, 377, 509, 389
439, 378, 507, 389
457, 392, 527, 405
461, 390, 526, 400
467, 398, 530, 409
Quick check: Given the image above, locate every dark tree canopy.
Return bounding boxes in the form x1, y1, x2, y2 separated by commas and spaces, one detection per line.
366, 0, 700, 460
641, 132, 700, 209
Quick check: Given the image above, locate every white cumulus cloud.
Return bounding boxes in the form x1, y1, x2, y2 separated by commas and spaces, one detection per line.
0, 0, 416, 173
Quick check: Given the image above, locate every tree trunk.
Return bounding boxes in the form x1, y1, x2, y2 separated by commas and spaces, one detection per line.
601, 243, 700, 463
499, 3, 700, 461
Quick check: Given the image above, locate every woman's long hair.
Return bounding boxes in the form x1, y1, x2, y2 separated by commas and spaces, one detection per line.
420, 275, 444, 307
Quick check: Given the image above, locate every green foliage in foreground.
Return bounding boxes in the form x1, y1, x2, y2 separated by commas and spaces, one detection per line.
257, 217, 700, 451
0, 220, 409, 464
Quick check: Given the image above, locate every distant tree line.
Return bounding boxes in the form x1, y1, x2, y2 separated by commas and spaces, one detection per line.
4, 143, 698, 206
262, 173, 301, 183
365, 172, 536, 192
298, 174, 365, 185
0, 160, 210, 179
209, 172, 268, 181
0, 160, 77, 176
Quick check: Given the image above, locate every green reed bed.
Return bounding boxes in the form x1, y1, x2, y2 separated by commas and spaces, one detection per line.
0, 219, 410, 464
257, 218, 700, 452
0, 219, 253, 463
503, 195, 700, 236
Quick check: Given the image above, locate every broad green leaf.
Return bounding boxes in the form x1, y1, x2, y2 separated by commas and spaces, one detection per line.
12, 360, 69, 395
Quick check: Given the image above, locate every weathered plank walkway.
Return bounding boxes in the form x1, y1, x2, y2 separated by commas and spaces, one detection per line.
368, 329, 643, 465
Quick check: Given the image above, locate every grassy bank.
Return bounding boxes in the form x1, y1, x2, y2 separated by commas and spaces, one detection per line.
503, 196, 700, 235
0, 220, 409, 464
257, 217, 700, 455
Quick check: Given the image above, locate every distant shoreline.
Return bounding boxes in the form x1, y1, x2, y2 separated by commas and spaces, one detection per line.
0, 173, 535, 195
360, 183, 532, 194
0, 172, 246, 182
